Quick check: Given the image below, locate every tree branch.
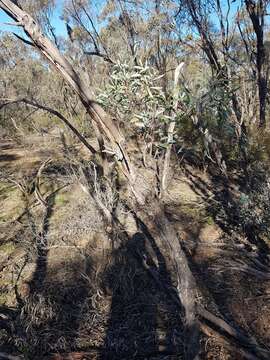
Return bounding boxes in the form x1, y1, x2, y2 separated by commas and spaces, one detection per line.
13, 32, 35, 47
0, 97, 97, 155
83, 50, 114, 64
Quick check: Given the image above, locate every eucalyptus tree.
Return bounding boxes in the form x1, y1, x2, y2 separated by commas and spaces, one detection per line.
1, 2, 270, 360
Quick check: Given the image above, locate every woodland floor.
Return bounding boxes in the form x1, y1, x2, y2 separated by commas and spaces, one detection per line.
0, 135, 270, 360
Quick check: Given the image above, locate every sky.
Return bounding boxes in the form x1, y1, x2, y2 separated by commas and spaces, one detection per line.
0, 0, 244, 40
51, 0, 67, 36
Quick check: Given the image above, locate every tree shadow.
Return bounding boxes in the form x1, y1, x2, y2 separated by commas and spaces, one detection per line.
181, 164, 270, 351
28, 193, 56, 294
101, 231, 184, 359
16, 190, 94, 358
0, 153, 19, 162
183, 165, 270, 264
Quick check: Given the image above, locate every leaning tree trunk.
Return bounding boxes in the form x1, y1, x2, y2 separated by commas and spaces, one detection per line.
0, 0, 135, 184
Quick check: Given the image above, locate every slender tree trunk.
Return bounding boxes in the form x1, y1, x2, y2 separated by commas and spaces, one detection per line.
160, 63, 184, 196
245, 0, 268, 127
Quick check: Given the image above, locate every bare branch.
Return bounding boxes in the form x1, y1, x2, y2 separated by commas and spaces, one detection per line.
0, 97, 97, 155
13, 32, 35, 47
83, 50, 114, 64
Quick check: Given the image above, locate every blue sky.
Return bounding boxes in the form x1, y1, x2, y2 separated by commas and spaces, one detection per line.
51, 0, 67, 36
0, 0, 244, 39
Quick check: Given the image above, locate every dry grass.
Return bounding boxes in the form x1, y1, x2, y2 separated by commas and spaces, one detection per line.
1, 138, 270, 359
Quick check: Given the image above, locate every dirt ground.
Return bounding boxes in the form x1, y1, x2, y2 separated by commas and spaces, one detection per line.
1, 136, 270, 360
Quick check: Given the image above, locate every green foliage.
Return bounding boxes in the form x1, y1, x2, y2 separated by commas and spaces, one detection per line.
97, 60, 241, 166
98, 61, 166, 121
98, 61, 173, 147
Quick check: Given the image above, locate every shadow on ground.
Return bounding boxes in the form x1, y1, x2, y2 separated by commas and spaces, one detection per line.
14, 227, 185, 359
101, 232, 183, 359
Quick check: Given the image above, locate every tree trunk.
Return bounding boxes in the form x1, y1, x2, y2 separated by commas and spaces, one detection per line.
245, 0, 268, 127
0, 0, 135, 182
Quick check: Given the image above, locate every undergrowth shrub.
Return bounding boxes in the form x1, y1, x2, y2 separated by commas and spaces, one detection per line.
237, 163, 270, 238
98, 61, 241, 170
